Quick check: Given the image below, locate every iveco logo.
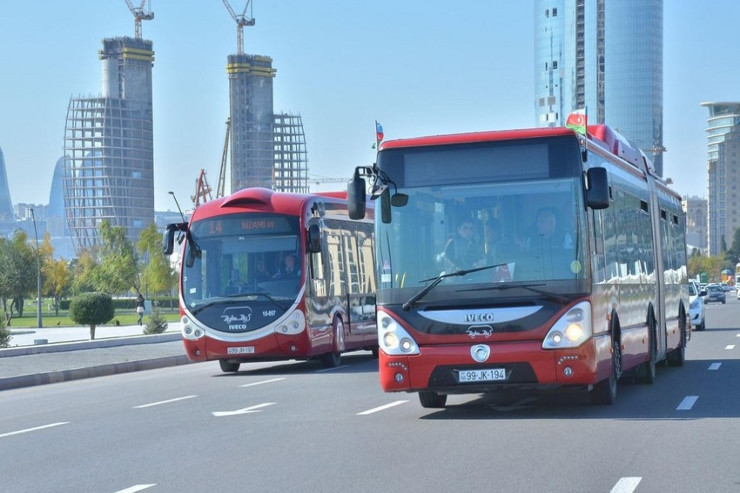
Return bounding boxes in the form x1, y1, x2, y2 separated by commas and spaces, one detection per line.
470, 344, 491, 363
465, 312, 495, 323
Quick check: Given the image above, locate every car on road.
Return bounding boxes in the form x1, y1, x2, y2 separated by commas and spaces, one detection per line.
705, 283, 726, 304
689, 280, 706, 331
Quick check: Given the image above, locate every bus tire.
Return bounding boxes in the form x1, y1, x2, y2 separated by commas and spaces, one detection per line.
320, 317, 344, 368
639, 313, 657, 384
418, 390, 447, 408
667, 313, 687, 367
219, 359, 240, 373
591, 328, 620, 405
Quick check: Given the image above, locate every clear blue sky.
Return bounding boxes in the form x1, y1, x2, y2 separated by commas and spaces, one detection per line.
1, 1, 738, 211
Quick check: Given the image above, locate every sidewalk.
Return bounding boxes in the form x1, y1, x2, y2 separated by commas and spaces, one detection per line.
0, 323, 193, 391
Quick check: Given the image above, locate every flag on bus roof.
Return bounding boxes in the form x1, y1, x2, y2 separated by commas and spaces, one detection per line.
565, 108, 587, 135
375, 121, 384, 147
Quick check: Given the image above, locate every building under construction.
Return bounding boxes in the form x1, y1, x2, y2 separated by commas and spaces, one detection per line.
226, 53, 308, 194
63, 36, 155, 251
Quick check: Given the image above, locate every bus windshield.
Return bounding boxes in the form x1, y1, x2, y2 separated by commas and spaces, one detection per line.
376, 177, 588, 304
181, 213, 302, 313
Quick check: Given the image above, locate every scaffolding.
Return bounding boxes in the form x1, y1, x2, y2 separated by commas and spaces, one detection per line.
273, 113, 309, 193
63, 37, 154, 251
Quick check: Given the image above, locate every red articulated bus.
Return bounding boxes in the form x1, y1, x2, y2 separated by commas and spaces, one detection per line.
163, 187, 376, 372
348, 122, 688, 407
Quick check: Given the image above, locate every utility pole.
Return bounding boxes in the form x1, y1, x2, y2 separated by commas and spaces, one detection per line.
29, 208, 42, 328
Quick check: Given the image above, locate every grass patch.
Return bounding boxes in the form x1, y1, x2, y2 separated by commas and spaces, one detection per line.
7, 311, 180, 328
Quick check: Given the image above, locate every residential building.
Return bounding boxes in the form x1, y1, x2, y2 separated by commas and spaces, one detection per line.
702, 102, 740, 256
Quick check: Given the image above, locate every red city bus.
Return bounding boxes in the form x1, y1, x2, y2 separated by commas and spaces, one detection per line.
348, 122, 689, 407
163, 187, 376, 371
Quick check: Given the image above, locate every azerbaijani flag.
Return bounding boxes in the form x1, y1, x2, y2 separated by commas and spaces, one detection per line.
565, 109, 587, 135
375, 121, 384, 145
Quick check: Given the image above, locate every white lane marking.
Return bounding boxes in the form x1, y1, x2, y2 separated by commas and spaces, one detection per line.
725, 345, 735, 350
239, 377, 285, 388
610, 477, 642, 493
0, 422, 70, 439
708, 362, 722, 371
114, 485, 156, 493
133, 395, 197, 409
677, 395, 699, 411
357, 400, 409, 415
212, 402, 276, 417
316, 365, 349, 373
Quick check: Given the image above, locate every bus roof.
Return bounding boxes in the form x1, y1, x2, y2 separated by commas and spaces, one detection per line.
378, 127, 576, 150
191, 187, 348, 219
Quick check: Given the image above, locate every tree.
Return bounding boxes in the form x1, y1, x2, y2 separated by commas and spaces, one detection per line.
45, 258, 72, 316
69, 292, 115, 340
137, 223, 176, 296
0, 310, 10, 348
95, 220, 139, 295
0, 231, 37, 322
143, 307, 168, 335
70, 249, 99, 295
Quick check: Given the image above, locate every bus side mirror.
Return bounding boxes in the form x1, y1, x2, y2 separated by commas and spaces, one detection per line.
307, 224, 322, 253
380, 188, 391, 224
347, 171, 366, 220
586, 167, 609, 209
162, 224, 177, 255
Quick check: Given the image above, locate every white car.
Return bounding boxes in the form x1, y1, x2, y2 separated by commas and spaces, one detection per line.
689, 280, 705, 331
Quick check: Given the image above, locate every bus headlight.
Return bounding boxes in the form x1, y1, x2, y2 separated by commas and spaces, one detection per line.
378, 310, 419, 356
542, 301, 592, 349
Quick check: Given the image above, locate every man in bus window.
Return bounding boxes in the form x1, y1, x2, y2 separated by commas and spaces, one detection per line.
441, 218, 484, 272
519, 207, 573, 251
274, 253, 300, 278
253, 256, 271, 281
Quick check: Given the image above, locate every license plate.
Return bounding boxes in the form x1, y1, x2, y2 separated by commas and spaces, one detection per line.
227, 346, 255, 354
457, 368, 506, 383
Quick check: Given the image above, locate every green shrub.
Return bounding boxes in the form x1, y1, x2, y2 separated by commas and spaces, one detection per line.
143, 307, 168, 335
0, 314, 10, 348
69, 292, 115, 340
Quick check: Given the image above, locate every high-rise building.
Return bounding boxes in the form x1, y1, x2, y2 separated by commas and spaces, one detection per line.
701, 102, 740, 256
534, 0, 664, 175
63, 37, 155, 251
0, 147, 17, 236
226, 54, 308, 194
683, 195, 708, 254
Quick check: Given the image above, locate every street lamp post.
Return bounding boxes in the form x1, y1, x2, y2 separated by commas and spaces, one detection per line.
29, 208, 42, 328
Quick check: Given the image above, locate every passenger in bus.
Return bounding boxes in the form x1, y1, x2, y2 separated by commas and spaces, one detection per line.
518, 207, 573, 251
440, 218, 485, 272
253, 257, 271, 281
274, 253, 300, 278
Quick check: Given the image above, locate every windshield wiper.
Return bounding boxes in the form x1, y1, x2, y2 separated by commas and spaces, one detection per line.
190, 292, 287, 316
459, 283, 570, 304
402, 262, 510, 311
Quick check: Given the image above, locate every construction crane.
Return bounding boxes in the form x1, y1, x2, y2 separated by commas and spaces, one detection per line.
192, 169, 213, 207
216, 118, 231, 199
221, 0, 255, 55
123, 0, 154, 39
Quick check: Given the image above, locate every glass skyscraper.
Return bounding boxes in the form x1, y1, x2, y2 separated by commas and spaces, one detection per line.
701, 102, 740, 255
534, 0, 664, 176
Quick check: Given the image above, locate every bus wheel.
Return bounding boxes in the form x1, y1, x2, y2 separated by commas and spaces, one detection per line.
320, 318, 344, 368
419, 390, 447, 408
639, 316, 657, 384
667, 317, 687, 367
591, 335, 620, 405
219, 360, 240, 373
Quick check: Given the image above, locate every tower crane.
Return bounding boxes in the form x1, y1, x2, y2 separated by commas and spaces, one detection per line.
216, 118, 231, 199
221, 0, 255, 55
123, 0, 154, 39
192, 169, 213, 207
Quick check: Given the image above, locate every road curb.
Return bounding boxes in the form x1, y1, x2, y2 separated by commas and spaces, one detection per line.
0, 332, 182, 357
0, 354, 193, 391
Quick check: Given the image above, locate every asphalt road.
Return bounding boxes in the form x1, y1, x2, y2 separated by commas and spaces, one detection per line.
1, 299, 740, 493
